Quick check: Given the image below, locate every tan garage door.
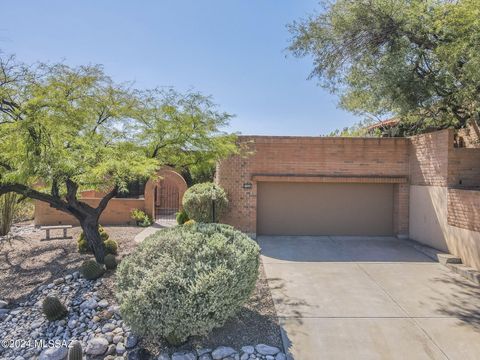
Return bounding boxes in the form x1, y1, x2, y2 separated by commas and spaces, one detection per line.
257, 182, 393, 236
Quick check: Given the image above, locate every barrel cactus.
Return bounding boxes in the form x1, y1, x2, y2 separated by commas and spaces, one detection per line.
80, 260, 105, 280
42, 296, 68, 321
104, 239, 118, 255
104, 254, 117, 270
68, 341, 83, 360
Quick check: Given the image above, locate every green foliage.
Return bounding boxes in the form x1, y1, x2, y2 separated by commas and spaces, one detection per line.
176, 209, 190, 225
80, 260, 105, 280
116, 223, 260, 344
77, 226, 110, 254
104, 239, 118, 255
42, 296, 68, 321
182, 183, 228, 223
130, 208, 152, 227
67, 341, 83, 360
289, 0, 480, 133
184, 219, 196, 226
104, 254, 118, 270
0, 193, 17, 236
77, 238, 91, 254
13, 199, 34, 223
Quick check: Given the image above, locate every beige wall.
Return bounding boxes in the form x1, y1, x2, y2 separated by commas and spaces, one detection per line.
34, 198, 145, 226
410, 185, 480, 269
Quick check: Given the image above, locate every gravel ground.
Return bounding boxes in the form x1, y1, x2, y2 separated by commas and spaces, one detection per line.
0, 223, 143, 304
1, 223, 283, 353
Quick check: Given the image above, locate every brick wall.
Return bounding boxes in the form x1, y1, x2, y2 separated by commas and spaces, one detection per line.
448, 148, 480, 187
448, 188, 480, 232
409, 129, 451, 186
217, 136, 410, 235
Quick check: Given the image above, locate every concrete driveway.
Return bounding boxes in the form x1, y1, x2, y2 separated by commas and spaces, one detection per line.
259, 236, 480, 360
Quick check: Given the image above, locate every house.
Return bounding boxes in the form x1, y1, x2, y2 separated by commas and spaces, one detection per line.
215, 128, 480, 270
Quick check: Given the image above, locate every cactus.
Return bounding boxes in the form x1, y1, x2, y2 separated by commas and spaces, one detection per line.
68, 341, 83, 360
80, 260, 105, 280
104, 254, 117, 270
104, 239, 118, 255
42, 296, 68, 321
77, 238, 92, 254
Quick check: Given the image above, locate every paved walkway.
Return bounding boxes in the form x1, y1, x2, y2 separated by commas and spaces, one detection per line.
133, 219, 175, 243
259, 236, 480, 360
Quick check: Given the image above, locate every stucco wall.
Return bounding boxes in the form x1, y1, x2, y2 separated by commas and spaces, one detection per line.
34, 198, 145, 226
410, 185, 480, 269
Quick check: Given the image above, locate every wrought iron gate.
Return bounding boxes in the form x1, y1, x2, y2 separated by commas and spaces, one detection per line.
155, 180, 180, 220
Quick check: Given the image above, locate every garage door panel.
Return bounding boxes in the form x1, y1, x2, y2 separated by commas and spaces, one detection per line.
257, 182, 393, 236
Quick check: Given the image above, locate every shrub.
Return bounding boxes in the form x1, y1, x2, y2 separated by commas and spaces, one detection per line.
182, 183, 228, 223
42, 296, 68, 321
176, 209, 189, 225
184, 219, 196, 226
116, 223, 260, 345
104, 254, 117, 270
104, 239, 118, 255
131, 208, 153, 227
80, 260, 105, 280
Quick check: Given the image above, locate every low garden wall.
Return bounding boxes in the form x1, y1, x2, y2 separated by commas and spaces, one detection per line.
34, 198, 145, 226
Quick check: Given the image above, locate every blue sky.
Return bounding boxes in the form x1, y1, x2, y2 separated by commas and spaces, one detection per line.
0, 0, 362, 136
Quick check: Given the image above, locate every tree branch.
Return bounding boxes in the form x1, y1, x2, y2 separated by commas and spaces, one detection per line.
96, 186, 118, 216
0, 183, 69, 212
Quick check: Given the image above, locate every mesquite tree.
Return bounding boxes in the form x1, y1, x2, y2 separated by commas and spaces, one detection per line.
0, 55, 237, 263
289, 0, 480, 134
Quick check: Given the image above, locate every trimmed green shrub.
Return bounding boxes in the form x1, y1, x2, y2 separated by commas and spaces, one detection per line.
104, 254, 117, 270
176, 209, 189, 225
116, 223, 260, 345
104, 239, 118, 255
42, 296, 68, 321
182, 183, 228, 223
80, 260, 105, 280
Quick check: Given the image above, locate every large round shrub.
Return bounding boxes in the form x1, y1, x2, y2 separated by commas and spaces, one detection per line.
182, 183, 228, 223
116, 223, 260, 345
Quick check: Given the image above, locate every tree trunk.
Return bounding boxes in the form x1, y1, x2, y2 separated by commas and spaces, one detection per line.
80, 217, 106, 264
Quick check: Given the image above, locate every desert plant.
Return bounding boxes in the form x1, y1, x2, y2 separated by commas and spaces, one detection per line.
0, 193, 18, 236
77, 238, 92, 254
104, 239, 118, 255
182, 183, 228, 223
183, 219, 196, 226
104, 254, 118, 270
80, 260, 105, 280
68, 341, 83, 360
79, 226, 109, 242
130, 208, 152, 227
176, 209, 189, 225
116, 223, 260, 345
42, 296, 68, 321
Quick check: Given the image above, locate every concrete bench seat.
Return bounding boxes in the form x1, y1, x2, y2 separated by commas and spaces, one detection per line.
40, 225, 73, 240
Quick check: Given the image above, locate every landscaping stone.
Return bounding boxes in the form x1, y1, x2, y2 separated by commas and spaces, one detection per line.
0, 274, 286, 360
38, 346, 68, 360
212, 346, 237, 359
86, 337, 109, 355
172, 351, 197, 360
0, 300, 8, 308
255, 344, 280, 356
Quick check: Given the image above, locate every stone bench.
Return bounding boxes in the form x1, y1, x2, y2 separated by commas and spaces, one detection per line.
40, 225, 73, 240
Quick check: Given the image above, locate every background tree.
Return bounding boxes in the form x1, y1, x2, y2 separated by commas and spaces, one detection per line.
289, 0, 480, 135
0, 55, 237, 262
